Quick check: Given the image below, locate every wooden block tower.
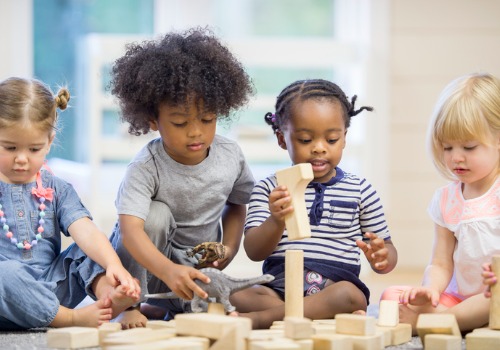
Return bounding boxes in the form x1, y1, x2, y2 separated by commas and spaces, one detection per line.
277, 163, 313, 320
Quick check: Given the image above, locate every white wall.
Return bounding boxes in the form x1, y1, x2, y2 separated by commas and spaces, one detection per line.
0, 0, 33, 80
387, 0, 500, 270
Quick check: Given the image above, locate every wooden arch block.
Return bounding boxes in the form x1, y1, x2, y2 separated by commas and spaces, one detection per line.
276, 163, 314, 241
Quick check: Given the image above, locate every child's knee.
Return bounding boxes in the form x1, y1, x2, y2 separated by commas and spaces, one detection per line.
144, 201, 176, 246
380, 285, 410, 301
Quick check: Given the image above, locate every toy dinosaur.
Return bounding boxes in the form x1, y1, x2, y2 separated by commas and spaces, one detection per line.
186, 242, 226, 268
145, 267, 275, 313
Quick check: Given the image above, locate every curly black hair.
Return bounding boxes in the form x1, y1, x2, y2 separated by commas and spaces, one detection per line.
264, 79, 373, 134
110, 27, 254, 135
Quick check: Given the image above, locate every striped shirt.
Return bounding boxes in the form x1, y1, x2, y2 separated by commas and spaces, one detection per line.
245, 167, 390, 272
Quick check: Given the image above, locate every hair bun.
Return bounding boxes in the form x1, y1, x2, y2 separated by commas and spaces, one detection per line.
55, 88, 70, 110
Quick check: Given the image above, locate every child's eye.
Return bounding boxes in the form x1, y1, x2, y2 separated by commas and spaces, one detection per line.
4, 146, 16, 151
30, 148, 42, 152
202, 118, 215, 124
464, 145, 477, 151
443, 146, 452, 151
172, 122, 187, 127
328, 139, 339, 144
298, 138, 311, 144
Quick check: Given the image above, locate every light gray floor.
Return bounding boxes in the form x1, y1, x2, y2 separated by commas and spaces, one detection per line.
0, 305, 466, 350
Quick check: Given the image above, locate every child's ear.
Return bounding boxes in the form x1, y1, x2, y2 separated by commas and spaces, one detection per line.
149, 120, 159, 131
47, 133, 55, 153
276, 130, 287, 150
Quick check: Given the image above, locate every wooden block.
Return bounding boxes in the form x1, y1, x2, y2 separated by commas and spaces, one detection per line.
425, 334, 462, 350
102, 328, 175, 346
466, 328, 500, 350
47, 327, 99, 349
249, 339, 301, 349
103, 337, 207, 350
350, 333, 384, 350
375, 326, 392, 347
335, 313, 376, 336
377, 300, 399, 327
416, 313, 461, 348
275, 163, 313, 240
311, 334, 353, 350
490, 255, 500, 329
285, 249, 304, 319
294, 338, 313, 350
146, 320, 176, 329
377, 323, 412, 346
248, 329, 285, 341
207, 302, 226, 315
311, 323, 336, 335
209, 325, 246, 350
390, 323, 412, 346
98, 322, 122, 345
175, 313, 251, 340
284, 317, 313, 339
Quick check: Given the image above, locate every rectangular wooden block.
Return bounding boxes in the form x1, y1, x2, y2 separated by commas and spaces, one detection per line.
466, 328, 500, 350
425, 334, 462, 350
103, 337, 207, 350
285, 249, 304, 319
284, 317, 313, 340
311, 334, 353, 350
416, 313, 461, 348
350, 333, 384, 350
489, 255, 500, 329
378, 323, 412, 346
175, 313, 251, 340
102, 328, 175, 346
377, 300, 399, 327
275, 163, 313, 241
335, 313, 376, 336
47, 327, 99, 349
249, 339, 301, 349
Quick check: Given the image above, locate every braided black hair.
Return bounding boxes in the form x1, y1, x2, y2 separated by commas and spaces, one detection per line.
110, 27, 254, 136
264, 79, 373, 133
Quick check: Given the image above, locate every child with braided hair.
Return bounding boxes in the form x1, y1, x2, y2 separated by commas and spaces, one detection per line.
0, 77, 140, 330
230, 78, 398, 329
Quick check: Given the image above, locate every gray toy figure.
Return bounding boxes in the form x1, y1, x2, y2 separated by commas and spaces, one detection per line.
146, 267, 274, 313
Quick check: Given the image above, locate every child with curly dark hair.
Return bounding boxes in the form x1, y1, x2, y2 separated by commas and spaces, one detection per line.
108, 27, 255, 328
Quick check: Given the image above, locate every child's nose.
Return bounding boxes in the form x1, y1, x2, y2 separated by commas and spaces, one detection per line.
15, 152, 28, 163
187, 122, 202, 137
451, 149, 465, 163
312, 141, 327, 154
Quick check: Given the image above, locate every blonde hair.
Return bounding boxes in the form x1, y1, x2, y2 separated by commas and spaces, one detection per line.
0, 77, 70, 135
427, 73, 500, 180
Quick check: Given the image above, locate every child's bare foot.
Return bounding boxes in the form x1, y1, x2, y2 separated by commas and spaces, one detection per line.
50, 298, 113, 328
109, 282, 141, 318
113, 306, 148, 329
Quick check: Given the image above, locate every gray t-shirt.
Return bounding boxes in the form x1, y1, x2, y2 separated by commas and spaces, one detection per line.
114, 134, 255, 246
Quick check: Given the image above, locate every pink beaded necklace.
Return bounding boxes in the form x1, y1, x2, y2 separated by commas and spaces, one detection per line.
1, 171, 53, 250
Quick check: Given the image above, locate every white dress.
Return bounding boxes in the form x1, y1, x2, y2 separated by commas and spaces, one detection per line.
427, 178, 500, 299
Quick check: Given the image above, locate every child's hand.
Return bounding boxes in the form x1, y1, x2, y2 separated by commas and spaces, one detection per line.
105, 264, 141, 299
164, 264, 210, 300
210, 245, 233, 270
399, 286, 440, 307
356, 232, 389, 271
269, 185, 293, 221
482, 262, 497, 298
